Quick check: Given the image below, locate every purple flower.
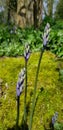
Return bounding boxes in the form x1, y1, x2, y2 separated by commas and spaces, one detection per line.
24, 44, 30, 61
16, 83, 21, 97
43, 23, 50, 47
52, 112, 58, 125
16, 68, 25, 97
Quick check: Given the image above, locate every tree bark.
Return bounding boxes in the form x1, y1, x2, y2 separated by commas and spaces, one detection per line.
47, 0, 54, 17
33, 0, 43, 28
6, 0, 43, 27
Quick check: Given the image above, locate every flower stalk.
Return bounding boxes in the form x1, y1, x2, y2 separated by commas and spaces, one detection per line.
24, 60, 27, 128
29, 23, 50, 130
16, 68, 25, 130
16, 96, 20, 130
24, 44, 30, 129
29, 48, 44, 130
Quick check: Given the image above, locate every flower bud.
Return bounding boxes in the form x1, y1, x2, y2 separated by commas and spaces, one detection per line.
24, 44, 30, 61
16, 68, 25, 97
43, 23, 50, 47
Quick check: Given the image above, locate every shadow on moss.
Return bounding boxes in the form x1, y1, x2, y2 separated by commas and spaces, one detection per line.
7, 123, 29, 130
7, 92, 33, 130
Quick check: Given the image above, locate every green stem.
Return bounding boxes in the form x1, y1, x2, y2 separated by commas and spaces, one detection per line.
16, 96, 20, 130
29, 48, 44, 130
24, 60, 27, 129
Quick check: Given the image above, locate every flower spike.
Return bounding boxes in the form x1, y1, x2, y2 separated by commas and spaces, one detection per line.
24, 43, 30, 61
16, 68, 25, 97
43, 23, 50, 47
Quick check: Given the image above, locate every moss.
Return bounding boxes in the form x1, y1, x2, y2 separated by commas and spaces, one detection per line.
0, 51, 63, 130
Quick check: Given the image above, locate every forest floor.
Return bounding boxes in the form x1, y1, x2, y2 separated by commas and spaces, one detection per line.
0, 51, 63, 130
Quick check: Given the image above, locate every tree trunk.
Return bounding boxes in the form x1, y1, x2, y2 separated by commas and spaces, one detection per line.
33, 0, 43, 28
47, 0, 54, 17
6, 0, 43, 28
7, 0, 17, 24
33, 0, 38, 28
7, 0, 11, 24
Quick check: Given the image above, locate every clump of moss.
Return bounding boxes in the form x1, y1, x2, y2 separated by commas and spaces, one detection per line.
0, 51, 63, 130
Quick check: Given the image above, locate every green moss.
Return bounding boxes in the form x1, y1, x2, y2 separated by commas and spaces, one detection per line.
0, 51, 63, 130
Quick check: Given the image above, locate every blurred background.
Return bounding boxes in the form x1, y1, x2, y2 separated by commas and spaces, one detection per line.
0, 0, 63, 27
0, 0, 63, 57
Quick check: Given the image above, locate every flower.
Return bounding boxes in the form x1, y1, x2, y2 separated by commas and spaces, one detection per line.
52, 112, 58, 125
43, 23, 50, 47
16, 68, 25, 97
24, 44, 30, 61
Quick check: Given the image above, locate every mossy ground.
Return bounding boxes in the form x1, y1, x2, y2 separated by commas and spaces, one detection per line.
0, 51, 63, 130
